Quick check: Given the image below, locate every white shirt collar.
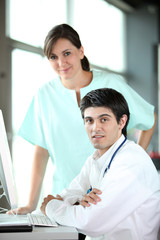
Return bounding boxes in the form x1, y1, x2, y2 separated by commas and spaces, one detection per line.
92, 135, 126, 170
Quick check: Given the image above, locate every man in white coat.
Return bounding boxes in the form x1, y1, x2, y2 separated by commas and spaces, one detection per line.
41, 88, 160, 240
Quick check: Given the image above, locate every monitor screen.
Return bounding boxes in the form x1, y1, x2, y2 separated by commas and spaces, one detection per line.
0, 110, 17, 209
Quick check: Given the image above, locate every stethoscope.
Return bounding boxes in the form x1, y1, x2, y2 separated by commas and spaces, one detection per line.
87, 137, 127, 194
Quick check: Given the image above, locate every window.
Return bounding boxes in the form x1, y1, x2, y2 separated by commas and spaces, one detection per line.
72, 0, 126, 72
8, 0, 67, 47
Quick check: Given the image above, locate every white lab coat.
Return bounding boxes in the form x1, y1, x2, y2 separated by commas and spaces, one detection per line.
46, 135, 160, 240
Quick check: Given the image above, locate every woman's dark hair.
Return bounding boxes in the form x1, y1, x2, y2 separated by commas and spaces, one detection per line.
80, 88, 130, 137
44, 23, 90, 71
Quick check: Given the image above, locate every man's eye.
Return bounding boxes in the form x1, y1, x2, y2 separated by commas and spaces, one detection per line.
101, 118, 107, 123
85, 119, 93, 124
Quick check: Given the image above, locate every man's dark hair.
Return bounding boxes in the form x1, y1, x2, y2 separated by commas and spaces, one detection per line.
80, 88, 130, 137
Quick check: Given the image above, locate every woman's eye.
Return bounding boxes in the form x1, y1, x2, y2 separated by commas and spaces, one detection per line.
50, 55, 56, 60
64, 51, 71, 56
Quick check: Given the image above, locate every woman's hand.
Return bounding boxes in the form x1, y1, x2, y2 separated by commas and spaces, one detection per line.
80, 188, 102, 207
6, 205, 35, 215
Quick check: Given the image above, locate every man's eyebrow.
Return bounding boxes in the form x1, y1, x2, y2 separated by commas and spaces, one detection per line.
84, 116, 92, 120
84, 113, 111, 119
98, 114, 111, 118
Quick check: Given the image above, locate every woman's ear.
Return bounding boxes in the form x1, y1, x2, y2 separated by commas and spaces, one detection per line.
119, 114, 128, 130
80, 46, 84, 59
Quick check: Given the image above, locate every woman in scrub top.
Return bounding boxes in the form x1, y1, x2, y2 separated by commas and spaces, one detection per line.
8, 23, 157, 215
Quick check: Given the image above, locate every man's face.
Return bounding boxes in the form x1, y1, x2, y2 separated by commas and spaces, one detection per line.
84, 107, 127, 156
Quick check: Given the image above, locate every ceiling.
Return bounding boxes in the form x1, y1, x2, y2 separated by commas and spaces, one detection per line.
105, 0, 160, 12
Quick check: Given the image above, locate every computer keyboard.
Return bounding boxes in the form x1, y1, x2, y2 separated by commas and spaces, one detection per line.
27, 213, 58, 227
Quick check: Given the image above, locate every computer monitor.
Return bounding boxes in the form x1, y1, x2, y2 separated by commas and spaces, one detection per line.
0, 109, 17, 210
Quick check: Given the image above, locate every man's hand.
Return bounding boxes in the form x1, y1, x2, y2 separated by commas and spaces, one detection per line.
80, 188, 102, 207
40, 194, 63, 215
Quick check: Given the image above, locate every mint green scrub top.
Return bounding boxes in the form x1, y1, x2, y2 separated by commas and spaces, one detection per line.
18, 70, 155, 194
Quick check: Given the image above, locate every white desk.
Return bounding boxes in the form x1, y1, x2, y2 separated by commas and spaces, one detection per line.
0, 214, 78, 240
0, 225, 78, 240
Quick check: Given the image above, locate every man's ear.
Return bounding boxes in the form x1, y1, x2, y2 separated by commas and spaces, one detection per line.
119, 114, 128, 130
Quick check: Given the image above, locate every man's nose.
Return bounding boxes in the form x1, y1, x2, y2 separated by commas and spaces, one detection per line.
92, 120, 101, 131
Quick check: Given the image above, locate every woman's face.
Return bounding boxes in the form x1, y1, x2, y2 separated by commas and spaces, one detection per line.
49, 38, 84, 81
